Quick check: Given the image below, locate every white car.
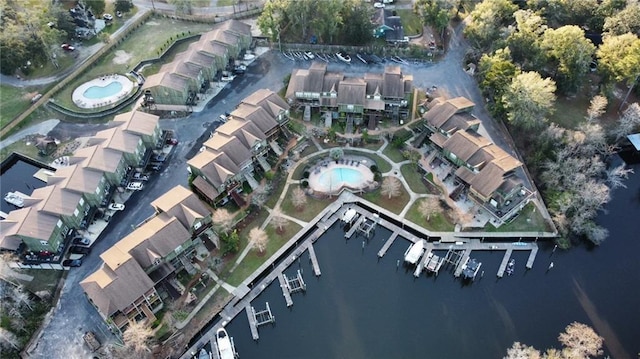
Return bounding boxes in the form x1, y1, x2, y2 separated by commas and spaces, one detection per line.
103, 13, 113, 21
126, 182, 144, 191
108, 203, 125, 211
374, 2, 385, 8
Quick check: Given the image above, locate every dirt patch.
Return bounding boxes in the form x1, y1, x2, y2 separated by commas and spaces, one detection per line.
146, 21, 160, 26
112, 50, 132, 65
22, 91, 39, 100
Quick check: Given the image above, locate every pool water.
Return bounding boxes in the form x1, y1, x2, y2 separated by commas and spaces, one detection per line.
83, 81, 123, 99
317, 167, 364, 189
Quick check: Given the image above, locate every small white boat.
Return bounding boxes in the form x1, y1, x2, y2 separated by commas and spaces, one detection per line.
404, 240, 425, 265
305, 51, 315, 59
198, 348, 210, 359
216, 328, 235, 359
4, 192, 25, 207
336, 52, 351, 64
506, 259, 515, 276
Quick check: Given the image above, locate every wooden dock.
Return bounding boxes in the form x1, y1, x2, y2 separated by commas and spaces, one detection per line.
307, 243, 321, 276
497, 249, 513, 278
526, 246, 538, 269
278, 273, 293, 307
454, 248, 472, 277
345, 215, 366, 239
245, 306, 259, 340
378, 232, 399, 258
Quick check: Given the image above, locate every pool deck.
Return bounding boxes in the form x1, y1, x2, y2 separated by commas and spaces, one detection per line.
72, 74, 135, 109
307, 160, 375, 194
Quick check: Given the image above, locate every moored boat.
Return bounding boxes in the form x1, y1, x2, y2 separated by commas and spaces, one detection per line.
4, 191, 25, 207
216, 328, 235, 359
336, 52, 351, 64
404, 240, 425, 265
198, 348, 210, 359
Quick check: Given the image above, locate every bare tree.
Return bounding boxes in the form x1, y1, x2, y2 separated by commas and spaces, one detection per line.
606, 164, 634, 189
270, 216, 288, 233
251, 183, 272, 208
586, 95, 608, 122
122, 320, 154, 354
611, 102, 640, 140
212, 208, 234, 235
12, 285, 33, 311
380, 176, 401, 199
249, 227, 269, 253
0, 327, 19, 350
291, 187, 307, 210
558, 322, 604, 358
418, 197, 441, 221
504, 342, 541, 359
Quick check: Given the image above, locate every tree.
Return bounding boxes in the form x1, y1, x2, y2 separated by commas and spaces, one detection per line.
291, 187, 307, 210
221, 230, 240, 254
478, 48, 519, 118
503, 71, 557, 129
85, 0, 106, 16
121, 320, 154, 354
418, 197, 441, 221
541, 26, 596, 94
270, 215, 288, 233
380, 176, 401, 199
212, 208, 234, 235
597, 33, 640, 85
249, 227, 269, 253
602, 1, 640, 36
538, 0, 598, 28
330, 148, 344, 161
251, 183, 272, 208
115, 0, 134, 13
503, 342, 541, 359
611, 102, 640, 140
558, 322, 604, 358
402, 149, 422, 167
506, 10, 546, 70
169, 0, 193, 15
414, 0, 454, 41
463, 0, 517, 51
586, 95, 608, 122
0, 328, 19, 351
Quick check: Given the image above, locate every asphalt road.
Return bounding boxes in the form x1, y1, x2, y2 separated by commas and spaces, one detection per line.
29, 23, 531, 357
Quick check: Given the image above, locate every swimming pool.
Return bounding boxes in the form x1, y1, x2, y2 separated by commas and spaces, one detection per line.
83, 81, 123, 99
72, 74, 135, 109
308, 163, 374, 193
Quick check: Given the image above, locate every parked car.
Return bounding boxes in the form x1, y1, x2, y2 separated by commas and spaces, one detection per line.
108, 203, 125, 211
374, 2, 385, 8
166, 138, 178, 145
233, 65, 246, 75
83, 331, 101, 352
70, 246, 91, 255
152, 154, 166, 162
62, 258, 83, 267
221, 74, 234, 82
133, 172, 149, 181
102, 13, 113, 21
127, 182, 144, 191
72, 236, 90, 245
218, 114, 228, 122
61, 43, 75, 51
148, 164, 162, 171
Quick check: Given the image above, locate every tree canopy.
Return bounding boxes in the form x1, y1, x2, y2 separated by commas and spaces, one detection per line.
541, 25, 595, 94
503, 71, 557, 129
597, 33, 640, 84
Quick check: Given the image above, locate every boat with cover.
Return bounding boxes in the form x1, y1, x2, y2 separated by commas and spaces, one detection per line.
4, 192, 25, 207
198, 348, 211, 359
216, 328, 235, 359
404, 240, 425, 265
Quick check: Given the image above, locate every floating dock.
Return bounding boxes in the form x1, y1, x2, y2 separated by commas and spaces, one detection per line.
278, 273, 293, 307
246, 302, 275, 340
414, 243, 434, 278
497, 249, 513, 278
307, 243, 321, 276
454, 248, 472, 277
378, 232, 399, 258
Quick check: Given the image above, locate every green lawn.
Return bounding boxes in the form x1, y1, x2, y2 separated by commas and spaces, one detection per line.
360, 180, 410, 215
400, 163, 432, 194
549, 94, 589, 129
223, 219, 302, 286
0, 138, 49, 163
281, 185, 337, 222
405, 201, 456, 232
25, 54, 76, 79
264, 174, 287, 209
342, 150, 392, 173
484, 202, 551, 233
53, 17, 213, 109
395, 9, 423, 36
0, 85, 39, 127
18, 269, 64, 295
382, 145, 406, 163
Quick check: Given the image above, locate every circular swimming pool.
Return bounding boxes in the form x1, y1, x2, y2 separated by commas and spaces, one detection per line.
72, 74, 134, 109
308, 162, 374, 193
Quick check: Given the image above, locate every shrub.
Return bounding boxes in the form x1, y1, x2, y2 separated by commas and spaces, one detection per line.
301, 179, 309, 188
370, 164, 378, 173
303, 170, 310, 179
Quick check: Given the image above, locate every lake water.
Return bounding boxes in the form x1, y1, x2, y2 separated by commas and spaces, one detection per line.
0, 157, 48, 214
223, 161, 640, 359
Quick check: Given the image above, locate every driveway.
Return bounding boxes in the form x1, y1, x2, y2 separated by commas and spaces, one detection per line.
29, 24, 531, 356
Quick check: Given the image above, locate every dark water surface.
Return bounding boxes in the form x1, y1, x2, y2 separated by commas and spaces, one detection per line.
0, 159, 48, 214
226, 164, 640, 358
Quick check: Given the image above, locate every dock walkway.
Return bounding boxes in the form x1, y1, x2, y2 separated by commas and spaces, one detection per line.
307, 243, 321, 276
278, 273, 293, 307
345, 215, 365, 239
378, 232, 399, 258
497, 249, 513, 278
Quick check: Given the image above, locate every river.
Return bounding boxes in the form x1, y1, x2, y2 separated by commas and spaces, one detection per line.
223, 161, 640, 359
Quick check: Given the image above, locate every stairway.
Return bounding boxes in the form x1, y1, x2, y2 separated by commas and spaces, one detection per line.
244, 172, 260, 190
256, 155, 271, 172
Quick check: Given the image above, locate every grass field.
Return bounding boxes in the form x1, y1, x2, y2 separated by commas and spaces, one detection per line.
395, 9, 423, 36
281, 185, 337, 222
483, 202, 551, 233
405, 201, 456, 232
0, 85, 40, 127
400, 163, 432, 194
360, 180, 410, 215
53, 17, 214, 108
382, 145, 405, 163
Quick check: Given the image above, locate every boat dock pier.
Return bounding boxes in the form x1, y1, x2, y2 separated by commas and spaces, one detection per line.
279, 270, 306, 307
356, 215, 378, 238
414, 243, 434, 277
526, 245, 538, 269
278, 274, 293, 307
453, 248, 472, 277
345, 215, 366, 239
378, 232, 399, 258
246, 302, 275, 340
307, 243, 321, 276
497, 249, 513, 278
